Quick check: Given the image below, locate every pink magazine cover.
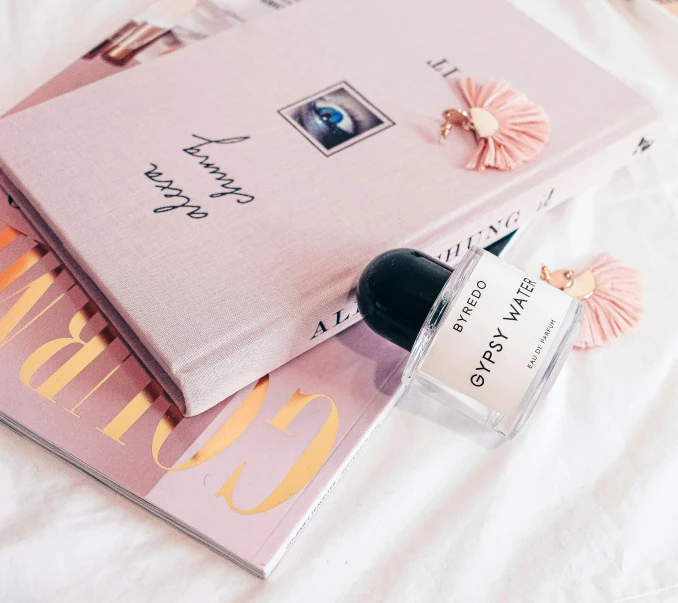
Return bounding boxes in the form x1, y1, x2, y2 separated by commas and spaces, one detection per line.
0, 0, 660, 418
0, 0, 408, 579
0, 201, 406, 578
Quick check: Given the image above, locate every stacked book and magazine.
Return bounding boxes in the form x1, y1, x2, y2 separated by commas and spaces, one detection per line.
0, 0, 658, 578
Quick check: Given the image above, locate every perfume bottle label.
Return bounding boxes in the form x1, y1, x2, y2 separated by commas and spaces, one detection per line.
421, 252, 574, 417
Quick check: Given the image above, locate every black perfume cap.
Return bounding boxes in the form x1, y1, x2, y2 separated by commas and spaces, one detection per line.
357, 248, 453, 351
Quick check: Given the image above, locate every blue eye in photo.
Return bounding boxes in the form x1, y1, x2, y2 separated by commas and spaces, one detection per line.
299, 96, 359, 150
312, 100, 356, 135
283, 84, 390, 155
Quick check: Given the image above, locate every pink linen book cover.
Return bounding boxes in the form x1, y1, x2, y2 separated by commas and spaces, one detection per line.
0, 0, 659, 417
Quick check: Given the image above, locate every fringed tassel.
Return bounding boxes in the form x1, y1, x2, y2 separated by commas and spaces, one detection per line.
441, 78, 550, 171
541, 254, 643, 350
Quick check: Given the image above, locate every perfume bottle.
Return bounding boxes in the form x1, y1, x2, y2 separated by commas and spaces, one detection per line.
357, 247, 583, 438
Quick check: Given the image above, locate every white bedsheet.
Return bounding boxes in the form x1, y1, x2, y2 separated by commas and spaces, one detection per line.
1, 0, 677, 601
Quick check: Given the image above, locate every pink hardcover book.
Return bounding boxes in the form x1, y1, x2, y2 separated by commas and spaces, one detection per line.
0, 0, 659, 417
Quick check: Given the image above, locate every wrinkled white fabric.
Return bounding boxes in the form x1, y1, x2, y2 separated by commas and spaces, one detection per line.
1, 0, 677, 601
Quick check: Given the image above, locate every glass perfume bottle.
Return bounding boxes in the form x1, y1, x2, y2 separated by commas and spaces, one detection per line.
357, 247, 583, 438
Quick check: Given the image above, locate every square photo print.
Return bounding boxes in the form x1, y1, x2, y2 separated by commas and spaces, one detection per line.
279, 82, 394, 156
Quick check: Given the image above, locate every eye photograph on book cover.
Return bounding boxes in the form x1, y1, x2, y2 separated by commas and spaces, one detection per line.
279, 81, 394, 156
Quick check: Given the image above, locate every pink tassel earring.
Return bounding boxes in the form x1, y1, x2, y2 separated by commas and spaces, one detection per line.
440, 77, 549, 171
540, 254, 643, 350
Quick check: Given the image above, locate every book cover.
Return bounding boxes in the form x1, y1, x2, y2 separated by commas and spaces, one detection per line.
0, 0, 659, 417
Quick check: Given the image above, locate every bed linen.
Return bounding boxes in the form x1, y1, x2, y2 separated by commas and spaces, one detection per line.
0, 0, 677, 601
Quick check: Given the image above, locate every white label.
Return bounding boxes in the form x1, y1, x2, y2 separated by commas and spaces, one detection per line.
420, 252, 573, 416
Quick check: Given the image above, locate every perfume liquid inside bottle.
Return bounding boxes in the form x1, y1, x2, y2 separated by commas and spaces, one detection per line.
357, 247, 583, 438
